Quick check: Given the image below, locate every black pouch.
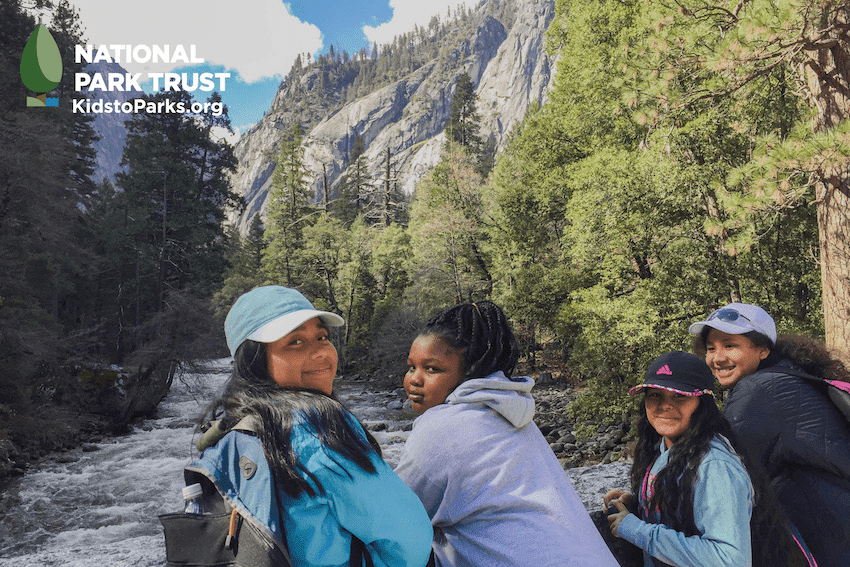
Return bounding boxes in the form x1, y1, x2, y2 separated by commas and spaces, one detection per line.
160, 508, 375, 567
159, 507, 290, 567
160, 477, 374, 567
160, 471, 291, 567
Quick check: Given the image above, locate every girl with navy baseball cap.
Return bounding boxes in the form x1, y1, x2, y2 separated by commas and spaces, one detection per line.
604, 351, 812, 567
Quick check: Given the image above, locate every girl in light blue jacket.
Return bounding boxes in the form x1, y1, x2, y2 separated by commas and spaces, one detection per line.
604, 351, 812, 567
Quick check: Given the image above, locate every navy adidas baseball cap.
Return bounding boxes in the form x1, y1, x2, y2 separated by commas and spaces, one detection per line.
629, 351, 714, 397
224, 286, 344, 357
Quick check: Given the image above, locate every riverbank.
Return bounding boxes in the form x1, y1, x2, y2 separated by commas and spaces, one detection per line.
0, 405, 115, 480
0, 360, 187, 482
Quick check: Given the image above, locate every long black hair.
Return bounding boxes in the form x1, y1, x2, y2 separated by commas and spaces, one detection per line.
761, 333, 850, 381
630, 394, 725, 536
421, 300, 519, 380
631, 391, 808, 566
201, 340, 381, 499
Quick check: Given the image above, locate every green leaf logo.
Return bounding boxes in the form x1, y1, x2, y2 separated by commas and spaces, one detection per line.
20, 24, 63, 94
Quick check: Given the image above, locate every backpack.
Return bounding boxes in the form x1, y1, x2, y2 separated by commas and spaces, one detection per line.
158, 418, 375, 567
158, 475, 292, 567
823, 378, 850, 423
783, 367, 850, 426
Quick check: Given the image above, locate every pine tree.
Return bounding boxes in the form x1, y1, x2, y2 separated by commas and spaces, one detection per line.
111, 90, 237, 360
50, 0, 98, 207
447, 73, 482, 154
0, 0, 102, 418
361, 147, 407, 227
332, 135, 369, 224
262, 123, 317, 285
617, 0, 850, 355
213, 216, 265, 321
407, 145, 492, 307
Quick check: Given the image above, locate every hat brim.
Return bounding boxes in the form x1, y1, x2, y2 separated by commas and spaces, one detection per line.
628, 383, 714, 397
688, 320, 758, 338
247, 309, 344, 344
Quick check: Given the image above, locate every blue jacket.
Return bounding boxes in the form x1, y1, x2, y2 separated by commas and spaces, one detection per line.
187, 415, 433, 567
617, 436, 753, 567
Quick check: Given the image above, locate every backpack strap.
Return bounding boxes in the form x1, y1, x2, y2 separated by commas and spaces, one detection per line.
350, 536, 375, 567
825, 380, 850, 424
196, 416, 259, 452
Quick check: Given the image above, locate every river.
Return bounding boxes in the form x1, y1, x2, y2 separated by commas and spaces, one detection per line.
0, 359, 417, 567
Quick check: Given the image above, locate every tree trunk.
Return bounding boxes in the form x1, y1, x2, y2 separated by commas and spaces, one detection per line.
803, 15, 850, 359
815, 181, 850, 361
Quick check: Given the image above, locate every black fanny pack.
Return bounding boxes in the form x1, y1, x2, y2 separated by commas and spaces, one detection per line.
160, 506, 290, 566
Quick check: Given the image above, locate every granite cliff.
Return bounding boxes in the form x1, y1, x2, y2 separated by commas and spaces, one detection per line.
87, 61, 144, 184
230, 0, 556, 233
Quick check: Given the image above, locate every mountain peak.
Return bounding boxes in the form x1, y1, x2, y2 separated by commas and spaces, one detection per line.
229, 0, 556, 233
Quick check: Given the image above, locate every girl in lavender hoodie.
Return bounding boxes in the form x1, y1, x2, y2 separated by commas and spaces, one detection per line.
395, 300, 618, 567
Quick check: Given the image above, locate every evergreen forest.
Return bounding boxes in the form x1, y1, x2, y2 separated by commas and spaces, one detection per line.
1, 0, 848, 469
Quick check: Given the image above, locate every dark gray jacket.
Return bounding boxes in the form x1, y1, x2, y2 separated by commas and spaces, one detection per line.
724, 358, 850, 567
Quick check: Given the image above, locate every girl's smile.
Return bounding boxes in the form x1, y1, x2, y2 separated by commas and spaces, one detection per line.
704, 328, 769, 388
404, 335, 465, 415
266, 317, 338, 394
644, 389, 700, 447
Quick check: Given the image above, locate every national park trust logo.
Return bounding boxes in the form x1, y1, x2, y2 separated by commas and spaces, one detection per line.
19, 22, 228, 116
20, 23, 62, 107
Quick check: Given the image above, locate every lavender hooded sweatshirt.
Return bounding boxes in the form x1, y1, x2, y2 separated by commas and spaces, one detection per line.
394, 371, 619, 567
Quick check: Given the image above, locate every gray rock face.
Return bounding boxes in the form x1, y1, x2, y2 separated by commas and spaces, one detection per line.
229, 0, 557, 233
87, 61, 144, 184
476, 0, 555, 150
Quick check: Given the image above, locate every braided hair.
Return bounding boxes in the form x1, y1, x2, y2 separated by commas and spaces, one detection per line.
422, 300, 519, 379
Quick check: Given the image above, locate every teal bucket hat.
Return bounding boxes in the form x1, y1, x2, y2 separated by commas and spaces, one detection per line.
224, 286, 344, 357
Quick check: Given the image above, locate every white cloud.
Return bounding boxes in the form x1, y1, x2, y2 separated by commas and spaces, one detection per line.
363, 0, 477, 45
212, 125, 241, 147
66, 0, 323, 83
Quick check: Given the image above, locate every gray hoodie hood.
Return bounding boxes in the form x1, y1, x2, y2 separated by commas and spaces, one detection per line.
445, 371, 535, 428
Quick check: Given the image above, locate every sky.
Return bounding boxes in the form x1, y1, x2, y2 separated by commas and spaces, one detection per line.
39, 0, 478, 143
